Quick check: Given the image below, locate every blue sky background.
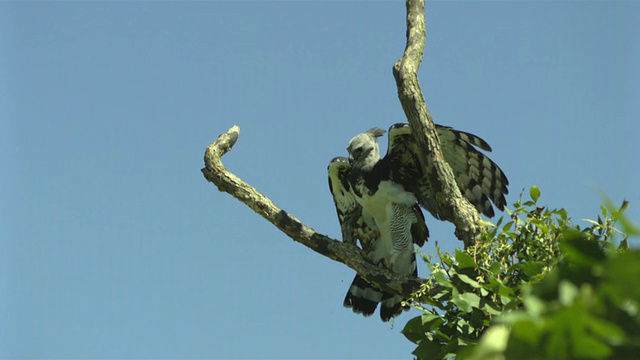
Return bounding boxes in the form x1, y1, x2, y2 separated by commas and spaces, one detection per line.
1, 1, 638, 359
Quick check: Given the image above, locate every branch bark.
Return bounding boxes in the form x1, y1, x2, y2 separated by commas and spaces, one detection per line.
202, 126, 434, 298
393, 0, 481, 247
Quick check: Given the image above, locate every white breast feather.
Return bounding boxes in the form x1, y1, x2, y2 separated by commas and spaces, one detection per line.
356, 180, 417, 269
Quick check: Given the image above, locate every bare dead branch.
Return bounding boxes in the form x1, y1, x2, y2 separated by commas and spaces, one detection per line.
202, 126, 433, 298
393, 0, 481, 247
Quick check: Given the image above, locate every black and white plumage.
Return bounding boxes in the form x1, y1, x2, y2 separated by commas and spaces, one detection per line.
328, 156, 429, 321
327, 157, 365, 247
328, 122, 509, 321
348, 123, 509, 220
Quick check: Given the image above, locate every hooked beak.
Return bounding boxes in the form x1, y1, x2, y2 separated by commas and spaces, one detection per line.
348, 148, 372, 165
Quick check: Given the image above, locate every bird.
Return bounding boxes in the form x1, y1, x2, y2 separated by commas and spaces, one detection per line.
328, 122, 509, 321
347, 123, 509, 221
328, 156, 428, 321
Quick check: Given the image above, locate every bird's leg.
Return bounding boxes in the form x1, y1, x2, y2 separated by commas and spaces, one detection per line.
376, 256, 396, 273
381, 254, 398, 272
354, 228, 380, 252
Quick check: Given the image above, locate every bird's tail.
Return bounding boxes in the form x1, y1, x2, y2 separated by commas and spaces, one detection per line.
343, 274, 407, 322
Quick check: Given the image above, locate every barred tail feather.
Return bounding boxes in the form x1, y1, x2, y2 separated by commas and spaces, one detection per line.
343, 275, 408, 322
343, 275, 380, 317
380, 293, 406, 321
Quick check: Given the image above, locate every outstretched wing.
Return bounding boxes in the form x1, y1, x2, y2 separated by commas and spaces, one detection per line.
327, 157, 361, 245
437, 125, 509, 217
385, 123, 509, 219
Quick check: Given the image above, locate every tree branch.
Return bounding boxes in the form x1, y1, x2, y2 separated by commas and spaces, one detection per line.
393, 0, 481, 247
202, 126, 435, 298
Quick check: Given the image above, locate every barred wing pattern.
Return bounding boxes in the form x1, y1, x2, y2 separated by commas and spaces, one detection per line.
386, 123, 509, 219
327, 157, 361, 245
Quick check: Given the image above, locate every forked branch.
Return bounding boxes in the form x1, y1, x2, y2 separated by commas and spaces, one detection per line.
201, 0, 465, 302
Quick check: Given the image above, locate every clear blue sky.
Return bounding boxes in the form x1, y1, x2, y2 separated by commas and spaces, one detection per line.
1, 1, 638, 359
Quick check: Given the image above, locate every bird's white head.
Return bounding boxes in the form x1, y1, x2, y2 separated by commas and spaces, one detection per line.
347, 128, 385, 170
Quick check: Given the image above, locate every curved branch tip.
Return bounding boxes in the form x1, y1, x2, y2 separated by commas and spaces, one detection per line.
204, 125, 241, 169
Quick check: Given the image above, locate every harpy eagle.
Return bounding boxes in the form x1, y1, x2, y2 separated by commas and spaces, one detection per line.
328, 156, 428, 321
328, 123, 509, 321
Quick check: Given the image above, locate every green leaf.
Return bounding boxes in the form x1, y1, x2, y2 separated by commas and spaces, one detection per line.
619, 216, 640, 237
530, 186, 541, 203
573, 334, 613, 359
437, 247, 454, 267
434, 270, 452, 288
517, 261, 544, 279
457, 274, 481, 288
451, 293, 472, 313
488, 262, 503, 276
420, 313, 443, 323
600, 204, 608, 218
412, 341, 445, 360
479, 287, 489, 297
558, 280, 579, 306
456, 249, 477, 268
483, 277, 514, 298
402, 316, 429, 344
529, 218, 549, 233
510, 319, 542, 346
460, 292, 481, 308
502, 221, 514, 233
463, 324, 510, 360
560, 234, 606, 266
545, 325, 570, 359
583, 219, 601, 226
522, 295, 546, 316
605, 250, 640, 302
479, 297, 503, 315
555, 208, 568, 221
416, 314, 447, 332
503, 320, 543, 359
584, 315, 626, 345
452, 292, 481, 313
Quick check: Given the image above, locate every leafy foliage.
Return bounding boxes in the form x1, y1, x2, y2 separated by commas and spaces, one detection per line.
402, 187, 638, 359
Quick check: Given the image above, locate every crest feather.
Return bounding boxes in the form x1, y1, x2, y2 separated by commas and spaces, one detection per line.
366, 128, 386, 138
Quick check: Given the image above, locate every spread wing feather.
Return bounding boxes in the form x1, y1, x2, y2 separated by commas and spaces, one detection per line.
386, 123, 509, 219
327, 157, 361, 245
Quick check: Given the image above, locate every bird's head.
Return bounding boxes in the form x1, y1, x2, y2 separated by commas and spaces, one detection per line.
347, 128, 385, 167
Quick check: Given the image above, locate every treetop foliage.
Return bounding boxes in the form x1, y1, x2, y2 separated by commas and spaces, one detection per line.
403, 186, 639, 360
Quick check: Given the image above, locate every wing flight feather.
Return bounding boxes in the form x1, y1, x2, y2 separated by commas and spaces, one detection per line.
385, 123, 509, 219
